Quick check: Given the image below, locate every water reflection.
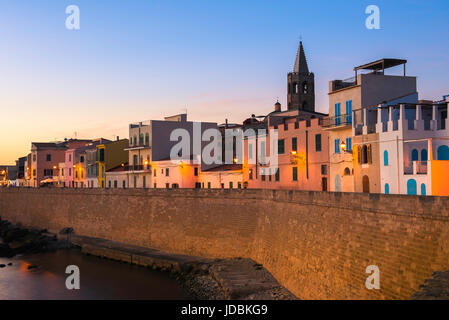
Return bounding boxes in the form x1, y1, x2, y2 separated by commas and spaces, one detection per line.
0, 249, 189, 300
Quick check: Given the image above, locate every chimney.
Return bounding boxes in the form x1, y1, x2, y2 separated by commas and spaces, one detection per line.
274, 101, 281, 112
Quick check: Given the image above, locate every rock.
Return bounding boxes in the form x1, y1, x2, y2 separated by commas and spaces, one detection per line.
0, 264, 5, 268
0, 243, 14, 258
7, 263, 12, 266
27, 265, 38, 270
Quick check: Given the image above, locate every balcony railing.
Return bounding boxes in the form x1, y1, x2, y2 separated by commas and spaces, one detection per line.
322, 114, 352, 128
125, 165, 151, 172
404, 161, 428, 175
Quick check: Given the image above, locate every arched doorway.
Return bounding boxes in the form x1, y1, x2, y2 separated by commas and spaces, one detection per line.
335, 175, 341, 192
407, 179, 417, 195
437, 145, 449, 160
421, 149, 428, 161
362, 175, 370, 193
411, 149, 419, 161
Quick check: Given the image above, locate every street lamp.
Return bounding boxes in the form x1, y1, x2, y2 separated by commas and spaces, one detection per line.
340, 141, 352, 154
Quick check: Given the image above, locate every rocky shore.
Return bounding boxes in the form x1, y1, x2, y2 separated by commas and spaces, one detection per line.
0, 218, 296, 300
0, 217, 73, 259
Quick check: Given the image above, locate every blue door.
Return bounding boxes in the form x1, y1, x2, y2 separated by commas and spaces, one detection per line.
407, 179, 417, 195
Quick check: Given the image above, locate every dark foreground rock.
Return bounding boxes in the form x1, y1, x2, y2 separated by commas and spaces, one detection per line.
0, 217, 75, 258
412, 270, 449, 300
72, 235, 297, 300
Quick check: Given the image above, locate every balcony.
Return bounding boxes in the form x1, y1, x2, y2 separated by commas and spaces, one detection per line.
404, 161, 428, 175
125, 164, 151, 172
322, 114, 352, 129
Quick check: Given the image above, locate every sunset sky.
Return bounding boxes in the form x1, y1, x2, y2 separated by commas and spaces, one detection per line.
1, 0, 448, 164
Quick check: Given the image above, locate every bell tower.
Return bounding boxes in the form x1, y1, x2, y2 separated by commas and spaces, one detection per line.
287, 41, 315, 112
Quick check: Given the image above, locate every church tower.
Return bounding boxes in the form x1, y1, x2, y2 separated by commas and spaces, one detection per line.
287, 41, 315, 112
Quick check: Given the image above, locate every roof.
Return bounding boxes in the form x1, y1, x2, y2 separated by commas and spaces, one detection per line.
354, 58, 407, 72
202, 164, 243, 172
293, 41, 309, 74
106, 163, 128, 172
31, 142, 67, 150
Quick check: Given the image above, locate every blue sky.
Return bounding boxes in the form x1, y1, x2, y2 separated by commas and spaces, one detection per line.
1, 0, 449, 163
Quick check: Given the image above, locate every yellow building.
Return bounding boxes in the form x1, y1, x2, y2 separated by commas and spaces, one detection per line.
97, 139, 129, 188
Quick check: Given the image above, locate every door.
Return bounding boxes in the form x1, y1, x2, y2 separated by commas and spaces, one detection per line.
362, 175, 370, 193
322, 177, 327, 192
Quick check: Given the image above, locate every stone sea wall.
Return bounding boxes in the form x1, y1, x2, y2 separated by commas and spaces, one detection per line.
1, 188, 448, 299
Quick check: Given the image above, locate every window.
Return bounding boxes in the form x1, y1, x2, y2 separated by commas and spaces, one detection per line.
421, 184, 426, 196
411, 149, 419, 161
292, 167, 298, 181
166, 168, 169, 176
143, 176, 146, 188
46, 154, 51, 161
261, 169, 266, 181
335, 103, 341, 125
114, 180, 117, 188
145, 133, 149, 146
248, 144, 253, 160
69, 168, 72, 176
194, 167, 199, 176
346, 100, 353, 123
385, 183, 390, 195
108, 181, 111, 188
133, 176, 137, 188
80, 156, 84, 163
238, 182, 242, 189
421, 149, 428, 161
133, 135, 137, 146
334, 139, 340, 154
275, 168, 280, 182
344, 167, 351, 176
260, 141, 266, 162
33, 154, 36, 162
292, 137, 297, 152
208, 182, 211, 189
278, 139, 285, 155
346, 137, 352, 151
75, 171, 78, 178
321, 165, 327, 175
361, 144, 372, 164
154, 169, 157, 177
315, 134, 322, 152
229, 182, 233, 189
99, 149, 104, 162
122, 180, 126, 188
154, 183, 157, 188
139, 133, 144, 145
384, 150, 389, 166
269, 168, 272, 182
249, 169, 253, 180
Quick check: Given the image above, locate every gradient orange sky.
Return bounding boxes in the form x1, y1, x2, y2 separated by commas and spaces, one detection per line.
1, 0, 448, 164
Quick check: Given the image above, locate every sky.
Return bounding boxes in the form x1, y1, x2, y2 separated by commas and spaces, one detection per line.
1, 0, 448, 164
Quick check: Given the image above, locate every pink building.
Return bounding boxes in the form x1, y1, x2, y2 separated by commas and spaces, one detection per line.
30, 140, 91, 187
244, 116, 329, 191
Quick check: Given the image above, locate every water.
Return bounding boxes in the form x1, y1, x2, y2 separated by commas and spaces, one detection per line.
0, 249, 190, 300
